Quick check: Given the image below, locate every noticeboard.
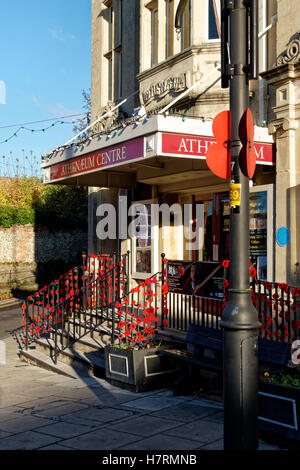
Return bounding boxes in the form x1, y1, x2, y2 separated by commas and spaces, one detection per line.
166, 260, 225, 299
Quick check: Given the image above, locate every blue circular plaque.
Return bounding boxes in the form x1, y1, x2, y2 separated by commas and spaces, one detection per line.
276, 227, 290, 246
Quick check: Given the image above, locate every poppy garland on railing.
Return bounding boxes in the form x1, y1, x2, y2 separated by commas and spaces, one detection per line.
115, 274, 169, 343
20, 253, 128, 344
220, 259, 300, 342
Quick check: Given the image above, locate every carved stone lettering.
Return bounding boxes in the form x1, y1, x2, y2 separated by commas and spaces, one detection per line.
142, 74, 187, 104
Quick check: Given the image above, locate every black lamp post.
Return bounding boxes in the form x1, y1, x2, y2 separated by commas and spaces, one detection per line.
175, 0, 260, 450
220, 0, 260, 450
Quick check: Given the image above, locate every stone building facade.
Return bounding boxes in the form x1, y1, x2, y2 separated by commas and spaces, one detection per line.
41, 0, 300, 287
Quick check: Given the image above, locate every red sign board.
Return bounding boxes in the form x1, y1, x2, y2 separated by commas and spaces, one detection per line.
49, 137, 144, 182
161, 132, 274, 165
206, 110, 231, 179
239, 108, 256, 179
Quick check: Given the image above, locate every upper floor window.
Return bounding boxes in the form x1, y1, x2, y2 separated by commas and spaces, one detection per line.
166, 0, 174, 58
208, 0, 220, 40
108, 5, 113, 50
181, 0, 191, 50
151, 6, 159, 65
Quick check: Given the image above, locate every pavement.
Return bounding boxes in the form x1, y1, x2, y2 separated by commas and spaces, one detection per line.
0, 335, 286, 451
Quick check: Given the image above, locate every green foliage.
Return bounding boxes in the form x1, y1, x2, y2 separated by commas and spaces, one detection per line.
0, 205, 35, 228
0, 177, 88, 230
261, 371, 300, 388
35, 185, 88, 231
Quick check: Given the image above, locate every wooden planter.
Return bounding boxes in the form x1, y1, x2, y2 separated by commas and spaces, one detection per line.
105, 345, 177, 392
259, 382, 300, 445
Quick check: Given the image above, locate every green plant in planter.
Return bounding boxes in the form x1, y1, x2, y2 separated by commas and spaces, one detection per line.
260, 370, 300, 388
109, 338, 166, 351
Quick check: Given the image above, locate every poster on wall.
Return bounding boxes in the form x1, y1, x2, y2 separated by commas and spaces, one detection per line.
249, 191, 268, 280
166, 260, 225, 299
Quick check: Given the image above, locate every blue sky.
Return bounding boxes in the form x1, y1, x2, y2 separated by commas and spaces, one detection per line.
0, 0, 91, 176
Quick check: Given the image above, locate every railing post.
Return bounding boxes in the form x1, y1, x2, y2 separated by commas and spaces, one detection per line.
111, 252, 116, 345
54, 307, 58, 365
25, 299, 29, 350
82, 252, 86, 312
116, 253, 121, 301
161, 253, 166, 330
126, 250, 130, 295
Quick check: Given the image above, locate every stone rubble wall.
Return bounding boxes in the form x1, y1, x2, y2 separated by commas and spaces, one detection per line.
0, 224, 87, 293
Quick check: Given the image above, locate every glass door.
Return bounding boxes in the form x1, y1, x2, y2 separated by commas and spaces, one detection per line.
194, 192, 229, 262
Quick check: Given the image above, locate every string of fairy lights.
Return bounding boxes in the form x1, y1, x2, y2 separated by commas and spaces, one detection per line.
0, 112, 88, 178
0, 113, 87, 144
42, 108, 215, 163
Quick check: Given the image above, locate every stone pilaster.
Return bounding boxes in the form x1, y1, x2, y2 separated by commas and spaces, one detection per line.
262, 58, 300, 286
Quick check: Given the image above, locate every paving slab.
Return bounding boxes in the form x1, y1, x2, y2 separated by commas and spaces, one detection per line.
29, 402, 89, 418
121, 395, 186, 412
164, 418, 223, 443
117, 433, 199, 450
150, 403, 220, 422
108, 415, 183, 438
61, 406, 136, 424
0, 415, 54, 434
202, 411, 224, 423
36, 421, 98, 439
0, 393, 42, 408
197, 438, 224, 450
60, 414, 108, 429
39, 443, 75, 450
0, 430, 61, 450
15, 397, 78, 411
60, 427, 139, 450
0, 430, 13, 438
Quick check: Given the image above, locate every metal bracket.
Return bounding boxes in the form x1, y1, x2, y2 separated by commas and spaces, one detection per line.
225, 0, 234, 9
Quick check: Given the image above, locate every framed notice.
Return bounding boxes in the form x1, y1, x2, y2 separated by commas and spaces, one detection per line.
249, 184, 274, 282
166, 260, 225, 299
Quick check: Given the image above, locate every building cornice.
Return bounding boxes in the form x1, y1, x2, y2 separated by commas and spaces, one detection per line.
268, 117, 299, 136
261, 62, 300, 85
137, 43, 221, 82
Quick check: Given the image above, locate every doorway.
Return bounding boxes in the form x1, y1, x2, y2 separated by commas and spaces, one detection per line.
193, 192, 230, 262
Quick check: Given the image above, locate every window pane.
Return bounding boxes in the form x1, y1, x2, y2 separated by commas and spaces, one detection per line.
152, 8, 158, 64
135, 204, 152, 274
181, 0, 191, 50
118, 51, 122, 97
209, 0, 219, 40
166, 0, 174, 57
108, 57, 112, 100
108, 6, 113, 50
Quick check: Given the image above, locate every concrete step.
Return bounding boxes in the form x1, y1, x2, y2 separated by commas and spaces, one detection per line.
34, 337, 106, 378
48, 321, 118, 345
47, 330, 112, 353
20, 349, 80, 379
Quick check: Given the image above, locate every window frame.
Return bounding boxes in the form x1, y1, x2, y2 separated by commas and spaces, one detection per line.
151, 6, 159, 66
131, 199, 159, 280
165, 0, 174, 59
180, 0, 191, 51
207, 0, 220, 42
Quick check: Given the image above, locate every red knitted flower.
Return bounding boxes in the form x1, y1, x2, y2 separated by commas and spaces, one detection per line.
162, 284, 168, 295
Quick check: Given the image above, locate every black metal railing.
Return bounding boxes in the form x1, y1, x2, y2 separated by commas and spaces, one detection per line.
251, 279, 300, 343
112, 272, 161, 346
18, 251, 130, 362
160, 266, 300, 343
